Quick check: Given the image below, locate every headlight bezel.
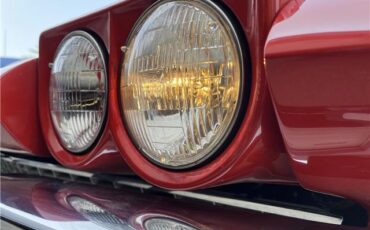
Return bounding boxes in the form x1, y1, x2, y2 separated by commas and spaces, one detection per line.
119, 0, 247, 170
49, 30, 109, 154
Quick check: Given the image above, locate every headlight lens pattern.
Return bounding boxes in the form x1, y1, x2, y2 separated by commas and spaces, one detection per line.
121, 1, 242, 168
50, 31, 107, 153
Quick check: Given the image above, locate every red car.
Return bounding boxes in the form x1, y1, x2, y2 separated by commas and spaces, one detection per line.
1, 0, 369, 229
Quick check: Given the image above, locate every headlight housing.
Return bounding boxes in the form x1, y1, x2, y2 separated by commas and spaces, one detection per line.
50, 31, 107, 153
120, 0, 243, 169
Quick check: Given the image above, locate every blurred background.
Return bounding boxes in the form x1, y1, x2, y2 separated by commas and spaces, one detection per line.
0, 0, 116, 67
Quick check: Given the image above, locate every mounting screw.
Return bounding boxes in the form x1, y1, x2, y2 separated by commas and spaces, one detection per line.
121, 46, 128, 53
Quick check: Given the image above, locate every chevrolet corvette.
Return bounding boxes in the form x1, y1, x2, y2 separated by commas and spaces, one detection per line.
1, 0, 369, 229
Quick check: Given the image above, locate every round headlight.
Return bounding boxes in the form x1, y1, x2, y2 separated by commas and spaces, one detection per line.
50, 31, 107, 153
121, 1, 243, 168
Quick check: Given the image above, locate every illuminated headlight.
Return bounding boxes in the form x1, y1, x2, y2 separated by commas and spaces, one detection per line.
50, 31, 107, 153
121, 1, 243, 168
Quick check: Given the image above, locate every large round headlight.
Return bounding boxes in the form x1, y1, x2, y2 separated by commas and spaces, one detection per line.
121, 1, 243, 168
50, 31, 107, 153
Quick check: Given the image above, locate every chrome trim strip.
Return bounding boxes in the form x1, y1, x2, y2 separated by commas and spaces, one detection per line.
0, 147, 30, 154
0, 203, 108, 230
169, 191, 343, 225
1, 203, 57, 230
1, 155, 94, 180
1, 154, 343, 225
115, 179, 153, 190
19, 159, 94, 178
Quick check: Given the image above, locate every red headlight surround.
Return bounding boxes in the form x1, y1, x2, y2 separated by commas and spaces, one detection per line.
36, 0, 295, 187
38, 17, 128, 173
119, 0, 246, 170
49, 30, 108, 154
108, 0, 294, 189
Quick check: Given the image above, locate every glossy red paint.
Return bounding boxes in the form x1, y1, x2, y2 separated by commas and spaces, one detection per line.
1, 124, 26, 152
56, 184, 359, 230
3, 1, 370, 226
36, 1, 151, 173
32, 182, 82, 221
1, 177, 41, 214
0, 59, 49, 156
1, 177, 83, 221
265, 0, 370, 205
34, 0, 296, 185
3, 176, 365, 229
109, 0, 296, 189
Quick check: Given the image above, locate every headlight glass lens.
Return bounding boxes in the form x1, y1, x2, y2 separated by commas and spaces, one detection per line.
121, 1, 243, 168
50, 31, 107, 153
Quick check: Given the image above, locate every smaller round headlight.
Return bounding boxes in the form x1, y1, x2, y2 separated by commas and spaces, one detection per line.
49, 31, 107, 153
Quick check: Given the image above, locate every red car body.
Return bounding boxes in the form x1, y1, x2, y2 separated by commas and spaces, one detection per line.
265, 0, 370, 213
1, 0, 369, 226
3, 176, 365, 229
